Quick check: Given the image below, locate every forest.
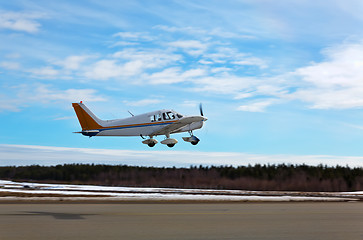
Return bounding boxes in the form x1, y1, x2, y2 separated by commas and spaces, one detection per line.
0, 164, 362, 192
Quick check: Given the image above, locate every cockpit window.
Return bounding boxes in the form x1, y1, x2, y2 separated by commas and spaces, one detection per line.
168, 112, 175, 119
163, 112, 175, 121
151, 112, 179, 122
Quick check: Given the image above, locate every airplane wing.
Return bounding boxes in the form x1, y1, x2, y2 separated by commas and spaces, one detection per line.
150, 116, 206, 136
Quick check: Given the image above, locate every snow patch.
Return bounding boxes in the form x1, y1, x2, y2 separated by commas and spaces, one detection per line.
0, 180, 361, 202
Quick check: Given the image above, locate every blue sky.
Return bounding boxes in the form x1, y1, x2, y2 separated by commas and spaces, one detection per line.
2, 0, 363, 167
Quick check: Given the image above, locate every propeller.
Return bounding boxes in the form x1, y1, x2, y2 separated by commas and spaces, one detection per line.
199, 103, 204, 116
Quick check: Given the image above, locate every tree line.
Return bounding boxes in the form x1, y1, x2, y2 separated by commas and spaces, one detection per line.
0, 164, 362, 192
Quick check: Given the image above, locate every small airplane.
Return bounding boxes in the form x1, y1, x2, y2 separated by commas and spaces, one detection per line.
72, 101, 207, 147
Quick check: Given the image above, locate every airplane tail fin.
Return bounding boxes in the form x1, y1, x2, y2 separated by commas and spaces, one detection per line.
72, 102, 105, 130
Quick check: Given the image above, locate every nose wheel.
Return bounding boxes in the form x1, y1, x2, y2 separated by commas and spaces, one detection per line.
182, 134, 200, 145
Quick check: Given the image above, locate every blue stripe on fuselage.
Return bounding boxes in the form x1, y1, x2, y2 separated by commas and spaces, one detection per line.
97, 121, 174, 132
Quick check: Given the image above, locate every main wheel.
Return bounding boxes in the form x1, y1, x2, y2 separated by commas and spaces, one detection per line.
167, 144, 175, 148
148, 142, 156, 147
191, 140, 199, 145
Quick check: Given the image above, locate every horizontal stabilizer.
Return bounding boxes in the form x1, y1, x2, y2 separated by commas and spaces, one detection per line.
73, 130, 100, 137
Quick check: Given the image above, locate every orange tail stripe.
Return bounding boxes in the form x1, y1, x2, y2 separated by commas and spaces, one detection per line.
72, 103, 102, 130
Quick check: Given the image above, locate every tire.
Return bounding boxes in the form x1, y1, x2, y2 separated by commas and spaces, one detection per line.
167, 144, 175, 148
148, 142, 156, 147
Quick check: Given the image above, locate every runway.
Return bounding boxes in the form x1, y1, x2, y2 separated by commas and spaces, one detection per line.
1, 202, 362, 240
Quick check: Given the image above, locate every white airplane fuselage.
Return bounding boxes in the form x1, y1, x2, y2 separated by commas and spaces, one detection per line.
94, 110, 203, 137
72, 102, 206, 148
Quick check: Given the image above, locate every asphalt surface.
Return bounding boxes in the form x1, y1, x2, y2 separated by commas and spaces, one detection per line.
0, 202, 362, 240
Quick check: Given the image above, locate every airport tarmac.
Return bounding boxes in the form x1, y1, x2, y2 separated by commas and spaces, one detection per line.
0, 202, 362, 240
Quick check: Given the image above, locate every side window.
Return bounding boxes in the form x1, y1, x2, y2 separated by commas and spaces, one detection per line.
163, 112, 175, 121
156, 114, 162, 121
168, 112, 175, 120
163, 112, 170, 120
150, 114, 162, 122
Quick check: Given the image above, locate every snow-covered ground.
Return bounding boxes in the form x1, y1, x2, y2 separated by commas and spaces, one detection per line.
0, 180, 362, 202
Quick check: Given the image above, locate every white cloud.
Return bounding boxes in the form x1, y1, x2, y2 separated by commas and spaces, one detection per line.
232, 56, 267, 69
180, 100, 199, 108
291, 41, 363, 109
84, 59, 145, 80
193, 74, 259, 95
29, 66, 59, 78
0, 61, 20, 70
169, 40, 208, 56
123, 99, 162, 107
53, 116, 74, 121
25, 85, 106, 103
154, 25, 255, 39
79, 48, 184, 81
113, 31, 154, 41
0, 84, 106, 112
201, 47, 268, 69
154, 25, 204, 34
113, 49, 182, 68
12, 55, 93, 79
111, 41, 139, 47
0, 11, 44, 33
237, 99, 277, 112
148, 67, 207, 84
234, 92, 254, 99
11, 28, 363, 113
0, 96, 22, 112
58, 55, 91, 70
1, 144, 362, 167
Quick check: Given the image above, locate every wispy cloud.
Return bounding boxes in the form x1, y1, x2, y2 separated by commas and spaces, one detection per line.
0, 96, 22, 112
1, 144, 362, 167
123, 99, 162, 107
28, 66, 59, 78
22, 85, 106, 103
13, 37, 363, 113
147, 67, 207, 84
53, 116, 74, 121
0, 61, 20, 70
169, 40, 208, 56
4, 6, 363, 115
0, 84, 106, 112
290, 41, 363, 109
113, 31, 155, 41
56, 55, 92, 70
154, 25, 255, 39
237, 99, 277, 112
0, 11, 45, 33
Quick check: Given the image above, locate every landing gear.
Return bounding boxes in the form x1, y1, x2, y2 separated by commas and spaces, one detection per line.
182, 131, 200, 145
161, 134, 178, 147
142, 137, 158, 147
